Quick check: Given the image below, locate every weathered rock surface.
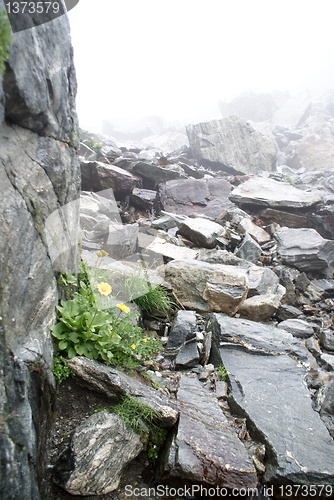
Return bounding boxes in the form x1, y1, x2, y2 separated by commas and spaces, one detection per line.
229, 176, 322, 208
53, 412, 143, 495
234, 233, 262, 264
158, 177, 233, 218
133, 160, 186, 183
186, 116, 277, 174
0, 8, 79, 498
277, 319, 315, 339
209, 314, 305, 358
164, 375, 257, 488
208, 313, 334, 484
167, 310, 197, 349
238, 217, 271, 244
238, 294, 281, 322
3, 16, 78, 143
106, 223, 139, 259
177, 217, 224, 248
275, 227, 334, 275
165, 260, 248, 314
81, 160, 142, 197
66, 357, 179, 428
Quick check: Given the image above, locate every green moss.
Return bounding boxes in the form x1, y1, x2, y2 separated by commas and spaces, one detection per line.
0, 10, 11, 76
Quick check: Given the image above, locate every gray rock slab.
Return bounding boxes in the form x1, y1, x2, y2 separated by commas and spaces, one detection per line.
186, 116, 277, 175
175, 340, 200, 368
235, 233, 262, 264
220, 349, 334, 484
277, 319, 315, 339
238, 217, 271, 244
275, 227, 334, 274
133, 161, 186, 183
167, 310, 198, 349
158, 177, 233, 218
247, 266, 280, 297
229, 177, 322, 208
81, 161, 142, 195
67, 357, 179, 428
208, 314, 307, 359
165, 376, 257, 488
53, 412, 143, 495
177, 217, 224, 248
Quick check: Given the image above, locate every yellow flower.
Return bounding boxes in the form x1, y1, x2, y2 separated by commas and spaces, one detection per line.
143, 337, 148, 343
97, 282, 112, 296
96, 249, 109, 257
116, 303, 130, 314
131, 344, 136, 350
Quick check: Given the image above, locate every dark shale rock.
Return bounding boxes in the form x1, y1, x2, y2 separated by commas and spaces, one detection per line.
164, 375, 257, 488
175, 340, 200, 368
133, 160, 186, 183
209, 314, 306, 359
234, 233, 262, 264
53, 412, 143, 496
167, 310, 197, 349
130, 187, 158, 210
186, 116, 277, 174
81, 160, 142, 197
277, 318, 316, 339
158, 177, 233, 218
208, 313, 334, 484
66, 357, 179, 428
223, 349, 334, 485
275, 227, 334, 275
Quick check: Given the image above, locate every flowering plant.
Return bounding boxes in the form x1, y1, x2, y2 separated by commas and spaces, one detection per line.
51, 264, 161, 368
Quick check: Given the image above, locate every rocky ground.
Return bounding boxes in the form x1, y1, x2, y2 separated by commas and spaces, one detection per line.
47, 93, 334, 499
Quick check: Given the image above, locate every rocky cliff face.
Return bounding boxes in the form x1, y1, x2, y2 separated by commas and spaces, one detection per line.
0, 3, 79, 498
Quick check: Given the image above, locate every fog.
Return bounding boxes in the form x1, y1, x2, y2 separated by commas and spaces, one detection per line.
68, 0, 334, 134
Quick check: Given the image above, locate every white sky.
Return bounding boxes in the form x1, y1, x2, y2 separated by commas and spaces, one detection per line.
68, 0, 334, 133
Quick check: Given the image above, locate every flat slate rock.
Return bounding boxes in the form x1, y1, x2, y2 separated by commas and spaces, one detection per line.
164, 375, 257, 488
229, 177, 322, 208
220, 349, 334, 484
208, 313, 306, 359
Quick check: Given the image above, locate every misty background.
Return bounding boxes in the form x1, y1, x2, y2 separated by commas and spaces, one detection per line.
68, 0, 334, 138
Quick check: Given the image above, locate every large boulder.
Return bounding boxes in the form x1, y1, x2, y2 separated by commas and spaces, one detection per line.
165, 260, 248, 314
229, 177, 322, 208
186, 116, 277, 174
208, 314, 334, 485
158, 177, 233, 218
275, 227, 334, 275
207, 314, 334, 484
81, 161, 142, 197
53, 412, 143, 496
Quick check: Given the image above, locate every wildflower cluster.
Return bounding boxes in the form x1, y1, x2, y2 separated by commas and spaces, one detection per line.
51, 263, 161, 371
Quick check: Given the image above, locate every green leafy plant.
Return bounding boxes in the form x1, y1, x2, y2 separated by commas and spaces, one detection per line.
51, 265, 162, 369
0, 10, 11, 75
112, 395, 167, 462
85, 137, 103, 152
217, 364, 229, 382
52, 354, 72, 384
